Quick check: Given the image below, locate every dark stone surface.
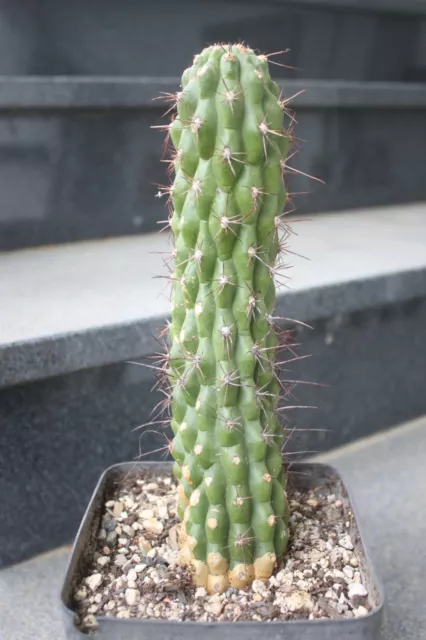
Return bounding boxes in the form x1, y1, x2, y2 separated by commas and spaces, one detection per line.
1, 96, 426, 250
1, 295, 426, 568
0, 0, 425, 79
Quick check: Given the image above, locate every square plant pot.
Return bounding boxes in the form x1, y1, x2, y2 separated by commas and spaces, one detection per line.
60, 461, 384, 639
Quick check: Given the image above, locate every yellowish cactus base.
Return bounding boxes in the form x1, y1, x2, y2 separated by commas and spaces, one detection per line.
177, 523, 277, 594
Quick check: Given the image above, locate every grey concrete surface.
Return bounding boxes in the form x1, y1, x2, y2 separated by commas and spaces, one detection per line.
1, 203, 426, 387
1, 416, 426, 639
317, 417, 426, 640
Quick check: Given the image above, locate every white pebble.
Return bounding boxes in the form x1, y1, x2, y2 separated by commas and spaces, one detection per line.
139, 509, 155, 519
85, 573, 102, 592
122, 525, 133, 536
125, 588, 141, 606
343, 565, 354, 580
158, 506, 169, 519
354, 605, 369, 617
252, 579, 268, 595
97, 556, 110, 568
74, 587, 88, 601
82, 614, 98, 628
87, 604, 99, 614
127, 568, 137, 583
338, 534, 354, 550
276, 569, 293, 584
348, 583, 368, 599
285, 590, 314, 612
195, 587, 207, 598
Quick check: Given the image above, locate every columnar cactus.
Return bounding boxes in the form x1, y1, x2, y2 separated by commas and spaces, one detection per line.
158, 43, 296, 594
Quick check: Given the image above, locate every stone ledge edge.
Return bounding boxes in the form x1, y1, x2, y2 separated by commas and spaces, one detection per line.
1, 78, 426, 110
1, 266, 425, 389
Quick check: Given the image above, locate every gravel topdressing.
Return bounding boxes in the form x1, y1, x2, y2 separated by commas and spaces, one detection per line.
73, 471, 372, 633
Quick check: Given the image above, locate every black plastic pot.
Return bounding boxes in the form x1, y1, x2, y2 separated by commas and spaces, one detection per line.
61, 461, 384, 639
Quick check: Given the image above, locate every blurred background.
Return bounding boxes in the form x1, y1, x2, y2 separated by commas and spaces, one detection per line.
1, 0, 426, 593
0, 0, 426, 249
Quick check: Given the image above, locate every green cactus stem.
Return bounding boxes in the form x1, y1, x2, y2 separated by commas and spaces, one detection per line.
159, 43, 295, 594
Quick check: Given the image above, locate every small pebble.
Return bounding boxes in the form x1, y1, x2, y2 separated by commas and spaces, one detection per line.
104, 519, 116, 533
138, 536, 152, 553
285, 590, 314, 612
354, 606, 369, 617
252, 579, 268, 596
106, 531, 117, 544
85, 573, 102, 592
139, 509, 154, 519
348, 583, 368, 599
142, 518, 164, 535
125, 588, 140, 606
127, 568, 138, 583
113, 502, 123, 518
338, 534, 354, 550
343, 565, 354, 579
97, 556, 110, 568
82, 614, 98, 629
74, 587, 88, 601
306, 498, 319, 508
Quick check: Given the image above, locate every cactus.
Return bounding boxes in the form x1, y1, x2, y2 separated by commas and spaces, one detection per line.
157, 43, 296, 594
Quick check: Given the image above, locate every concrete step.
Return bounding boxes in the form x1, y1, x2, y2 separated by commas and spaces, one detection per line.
1, 416, 425, 640
1, 203, 426, 569
2, 203, 426, 388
